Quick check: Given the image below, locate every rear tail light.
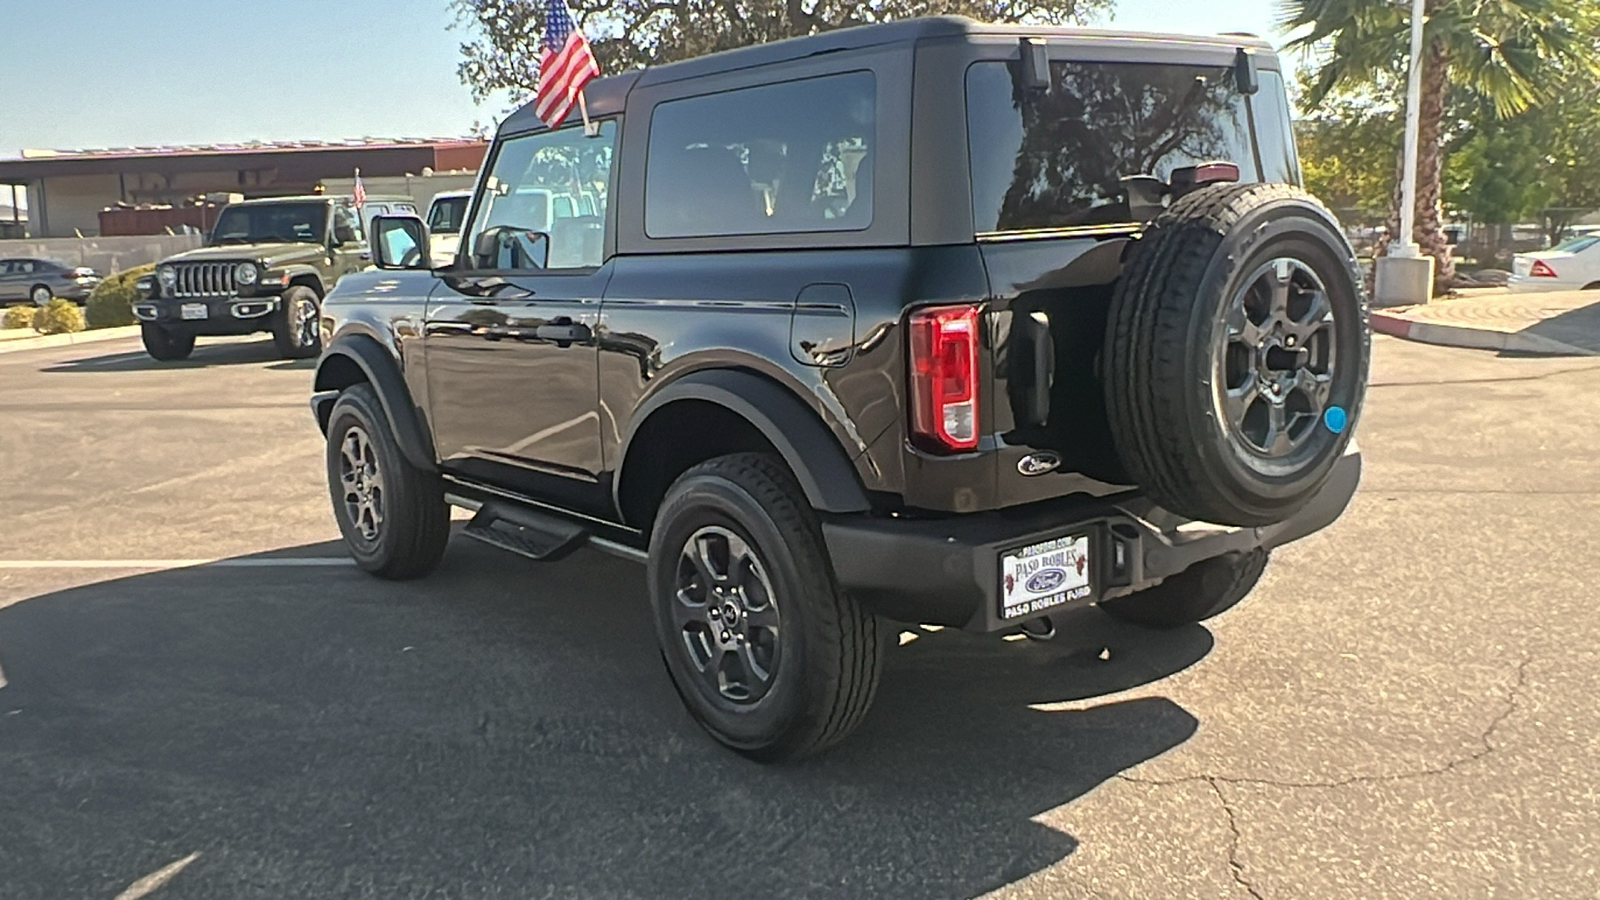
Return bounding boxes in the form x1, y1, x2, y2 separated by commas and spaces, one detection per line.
909, 304, 980, 453
1530, 259, 1558, 278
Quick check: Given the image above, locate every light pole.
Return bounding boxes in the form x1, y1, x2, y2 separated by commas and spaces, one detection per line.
1373, 0, 1437, 305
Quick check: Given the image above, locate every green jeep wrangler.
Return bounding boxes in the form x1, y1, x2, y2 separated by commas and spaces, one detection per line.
134, 196, 371, 361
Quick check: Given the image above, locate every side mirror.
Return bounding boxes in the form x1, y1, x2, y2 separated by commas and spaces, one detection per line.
371, 215, 431, 270
472, 225, 549, 270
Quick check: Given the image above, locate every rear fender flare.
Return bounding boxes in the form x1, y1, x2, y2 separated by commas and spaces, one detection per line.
615, 369, 870, 519
312, 333, 437, 472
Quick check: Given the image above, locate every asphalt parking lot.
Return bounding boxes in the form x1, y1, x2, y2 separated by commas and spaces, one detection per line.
2, 333, 1597, 899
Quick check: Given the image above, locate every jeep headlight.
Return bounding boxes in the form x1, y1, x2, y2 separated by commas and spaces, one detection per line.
158, 265, 177, 290
236, 263, 258, 286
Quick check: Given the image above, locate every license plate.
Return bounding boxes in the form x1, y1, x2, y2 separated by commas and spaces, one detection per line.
180, 303, 208, 320
1000, 533, 1091, 620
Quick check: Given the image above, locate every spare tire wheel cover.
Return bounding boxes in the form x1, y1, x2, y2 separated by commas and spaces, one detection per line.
1104, 184, 1368, 527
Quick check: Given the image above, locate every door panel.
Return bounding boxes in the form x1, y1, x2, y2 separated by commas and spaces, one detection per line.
425, 269, 606, 483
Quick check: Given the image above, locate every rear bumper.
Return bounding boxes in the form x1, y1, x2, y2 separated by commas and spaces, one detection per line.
1507, 276, 1582, 293
823, 448, 1362, 632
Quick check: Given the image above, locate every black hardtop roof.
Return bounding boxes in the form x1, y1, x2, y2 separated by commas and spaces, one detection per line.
500, 16, 1276, 135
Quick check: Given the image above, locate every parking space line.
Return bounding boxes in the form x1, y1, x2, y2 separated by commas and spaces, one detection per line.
0, 558, 353, 569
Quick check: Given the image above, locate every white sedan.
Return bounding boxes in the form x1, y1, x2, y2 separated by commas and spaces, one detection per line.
1510, 234, 1600, 292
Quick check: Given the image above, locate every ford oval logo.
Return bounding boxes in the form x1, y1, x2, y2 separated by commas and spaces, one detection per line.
1017, 451, 1062, 476
1026, 568, 1069, 593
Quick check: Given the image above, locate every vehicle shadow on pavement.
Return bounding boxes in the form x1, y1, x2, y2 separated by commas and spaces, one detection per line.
0, 538, 1209, 900
38, 340, 315, 373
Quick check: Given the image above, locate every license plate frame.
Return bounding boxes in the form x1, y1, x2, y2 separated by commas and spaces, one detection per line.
999, 533, 1092, 620
180, 303, 208, 320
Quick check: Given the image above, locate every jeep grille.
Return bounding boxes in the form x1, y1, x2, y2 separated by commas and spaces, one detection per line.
171, 262, 238, 298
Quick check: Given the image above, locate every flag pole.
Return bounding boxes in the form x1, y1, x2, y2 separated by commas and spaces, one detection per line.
578, 91, 597, 137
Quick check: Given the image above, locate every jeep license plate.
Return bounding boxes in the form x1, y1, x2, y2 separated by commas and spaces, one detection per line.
1000, 534, 1091, 620
180, 303, 207, 320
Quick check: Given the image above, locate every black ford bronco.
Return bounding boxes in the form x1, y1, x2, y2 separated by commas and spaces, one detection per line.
311, 18, 1367, 760
136, 196, 371, 361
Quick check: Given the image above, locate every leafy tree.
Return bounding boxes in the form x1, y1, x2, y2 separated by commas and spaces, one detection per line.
451, 0, 1112, 105
1292, 74, 1400, 220
1280, 0, 1600, 291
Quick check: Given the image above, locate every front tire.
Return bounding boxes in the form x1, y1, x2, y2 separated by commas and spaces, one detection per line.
31, 285, 51, 306
649, 453, 884, 762
1098, 548, 1269, 629
141, 324, 195, 361
272, 286, 322, 359
325, 383, 450, 579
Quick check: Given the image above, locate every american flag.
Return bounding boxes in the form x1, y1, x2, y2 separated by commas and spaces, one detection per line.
352, 169, 366, 207
534, 0, 600, 128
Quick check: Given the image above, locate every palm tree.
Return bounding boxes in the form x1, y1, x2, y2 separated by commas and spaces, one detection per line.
1280, 0, 1598, 291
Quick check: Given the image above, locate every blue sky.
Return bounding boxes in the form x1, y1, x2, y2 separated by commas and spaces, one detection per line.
0, 0, 1289, 158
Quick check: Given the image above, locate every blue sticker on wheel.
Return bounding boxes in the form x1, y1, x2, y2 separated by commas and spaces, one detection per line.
1323, 406, 1347, 434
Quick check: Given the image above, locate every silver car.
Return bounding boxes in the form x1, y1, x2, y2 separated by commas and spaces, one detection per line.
0, 258, 102, 305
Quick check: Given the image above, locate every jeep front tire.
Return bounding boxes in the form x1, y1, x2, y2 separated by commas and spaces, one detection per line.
141, 324, 195, 361
648, 453, 884, 762
273, 285, 323, 359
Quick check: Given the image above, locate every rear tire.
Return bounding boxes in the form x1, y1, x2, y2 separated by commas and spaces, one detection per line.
649, 453, 884, 762
30, 285, 51, 306
325, 383, 450, 579
1099, 549, 1269, 629
141, 324, 195, 361
272, 285, 322, 359
1105, 183, 1368, 527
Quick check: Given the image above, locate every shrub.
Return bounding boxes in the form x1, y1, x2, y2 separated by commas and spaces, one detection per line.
32, 298, 87, 335
85, 263, 155, 329
2, 304, 34, 329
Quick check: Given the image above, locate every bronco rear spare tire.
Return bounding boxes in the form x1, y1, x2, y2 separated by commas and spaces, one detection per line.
1104, 183, 1367, 527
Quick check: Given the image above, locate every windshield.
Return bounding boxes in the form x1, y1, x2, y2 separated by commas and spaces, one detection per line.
966, 60, 1279, 232
1552, 235, 1599, 254
211, 202, 327, 244
427, 196, 470, 234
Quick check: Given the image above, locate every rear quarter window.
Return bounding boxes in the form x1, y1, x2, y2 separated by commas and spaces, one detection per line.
644, 70, 876, 239
966, 59, 1262, 233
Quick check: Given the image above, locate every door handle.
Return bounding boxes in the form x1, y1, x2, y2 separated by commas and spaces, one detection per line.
534, 318, 591, 346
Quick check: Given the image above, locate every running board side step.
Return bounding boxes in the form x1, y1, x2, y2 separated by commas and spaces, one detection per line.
462, 501, 590, 562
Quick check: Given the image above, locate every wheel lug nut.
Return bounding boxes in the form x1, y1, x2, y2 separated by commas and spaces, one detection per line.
721, 631, 731, 641
709, 608, 720, 619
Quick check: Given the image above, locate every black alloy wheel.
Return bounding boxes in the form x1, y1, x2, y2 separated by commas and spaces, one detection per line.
1216, 258, 1337, 459
649, 453, 884, 761
671, 525, 782, 704
338, 424, 385, 545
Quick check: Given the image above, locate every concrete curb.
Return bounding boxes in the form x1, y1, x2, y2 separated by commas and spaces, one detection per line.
0, 325, 143, 356
1369, 311, 1598, 357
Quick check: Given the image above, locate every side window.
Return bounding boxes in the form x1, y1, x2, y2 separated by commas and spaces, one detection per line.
333, 206, 364, 244
14, 260, 33, 275
1252, 70, 1301, 185
463, 120, 616, 270
644, 70, 876, 239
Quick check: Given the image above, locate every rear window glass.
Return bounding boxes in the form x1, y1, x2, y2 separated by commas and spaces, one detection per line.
645, 70, 875, 239
966, 60, 1263, 233
1552, 236, 1599, 253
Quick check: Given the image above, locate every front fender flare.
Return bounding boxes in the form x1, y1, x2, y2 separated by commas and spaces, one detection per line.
616, 369, 871, 518
311, 333, 437, 472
